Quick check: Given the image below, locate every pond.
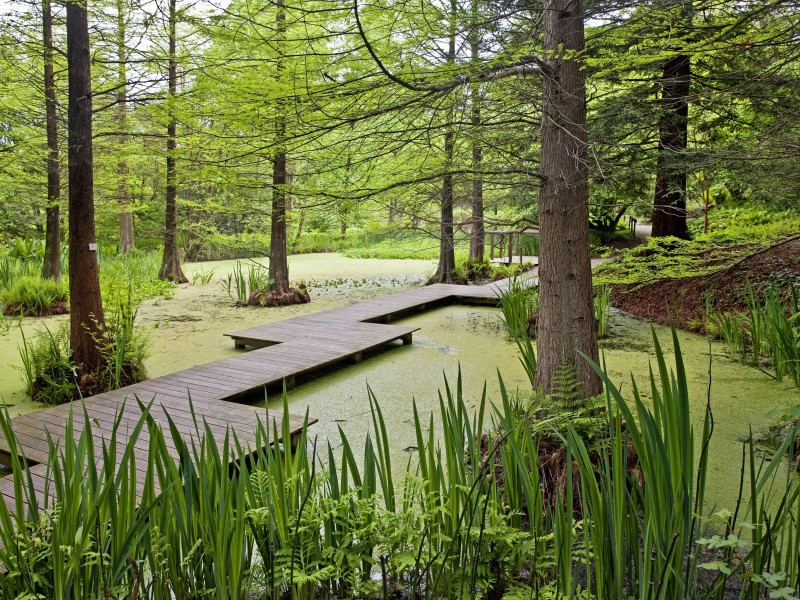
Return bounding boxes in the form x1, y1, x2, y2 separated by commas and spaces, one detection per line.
273, 305, 798, 511
0, 253, 797, 510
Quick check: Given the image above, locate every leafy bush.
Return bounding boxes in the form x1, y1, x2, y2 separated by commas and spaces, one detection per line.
344, 232, 469, 260
184, 231, 271, 261
6, 237, 44, 261
291, 230, 377, 254
0, 275, 68, 316
491, 262, 524, 280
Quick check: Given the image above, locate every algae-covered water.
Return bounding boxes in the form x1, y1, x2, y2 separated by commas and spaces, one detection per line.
0, 252, 797, 509
277, 306, 798, 510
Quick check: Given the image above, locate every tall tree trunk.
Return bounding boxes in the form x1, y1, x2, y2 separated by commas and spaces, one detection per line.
431, 130, 456, 283
652, 54, 690, 239
67, 0, 106, 373
292, 208, 305, 246
468, 0, 484, 265
117, 0, 134, 253
535, 0, 601, 397
430, 0, 457, 284
41, 0, 61, 282
269, 0, 289, 295
159, 0, 187, 282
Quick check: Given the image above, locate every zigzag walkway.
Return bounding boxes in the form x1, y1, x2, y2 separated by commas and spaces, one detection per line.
0, 281, 507, 516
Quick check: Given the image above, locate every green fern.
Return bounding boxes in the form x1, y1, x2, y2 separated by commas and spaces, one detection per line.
551, 360, 584, 411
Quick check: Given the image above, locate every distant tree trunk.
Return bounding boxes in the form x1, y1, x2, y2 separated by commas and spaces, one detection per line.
66, 0, 105, 373
535, 0, 601, 397
117, 0, 134, 253
270, 148, 290, 294
430, 0, 457, 284
293, 208, 305, 246
389, 200, 397, 223
468, 0, 484, 265
430, 130, 456, 283
652, 53, 690, 239
159, 0, 187, 282
41, 0, 61, 282
269, 0, 289, 295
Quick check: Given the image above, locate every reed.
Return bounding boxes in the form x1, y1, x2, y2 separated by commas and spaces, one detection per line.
594, 284, 611, 338
497, 277, 538, 339
222, 260, 272, 304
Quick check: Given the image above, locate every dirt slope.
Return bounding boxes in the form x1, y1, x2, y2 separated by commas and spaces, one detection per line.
610, 238, 800, 332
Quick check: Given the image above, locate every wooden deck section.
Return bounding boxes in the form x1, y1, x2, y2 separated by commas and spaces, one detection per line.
226, 282, 502, 351
0, 281, 512, 517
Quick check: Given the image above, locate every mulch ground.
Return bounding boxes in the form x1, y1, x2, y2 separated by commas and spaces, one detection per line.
610, 238, 800, 333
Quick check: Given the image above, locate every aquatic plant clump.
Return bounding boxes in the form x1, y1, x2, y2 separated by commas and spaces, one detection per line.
18, 283, 150, 404
1, 275, 68, 317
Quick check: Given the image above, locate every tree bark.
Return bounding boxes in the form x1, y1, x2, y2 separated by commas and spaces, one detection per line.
159, 0, 187, 282
468, 0, 484, 265
41, 0, 61, 282
67, 0, 106, 373
535, 0, 601, 397
117, 0, 134, 253
652, 54, 691, 239
268, 0, 290, 295
430, 0, 457, 284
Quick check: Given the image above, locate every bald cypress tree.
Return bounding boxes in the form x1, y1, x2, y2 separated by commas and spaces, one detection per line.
535, 0, 601, 397
66, 0, 106, 374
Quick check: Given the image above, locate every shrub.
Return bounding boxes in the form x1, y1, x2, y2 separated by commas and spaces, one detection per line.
344, 232, 469, 260
185, 231, 271, 261
0, 256, 41, 290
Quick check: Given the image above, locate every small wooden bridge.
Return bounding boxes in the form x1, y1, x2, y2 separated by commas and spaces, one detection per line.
0, 282, 506, 516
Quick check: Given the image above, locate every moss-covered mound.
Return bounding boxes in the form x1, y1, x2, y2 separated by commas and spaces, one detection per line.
607, 237, 800, 332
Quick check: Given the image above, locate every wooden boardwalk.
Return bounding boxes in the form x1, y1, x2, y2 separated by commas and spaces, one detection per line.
0, 281, 507, 516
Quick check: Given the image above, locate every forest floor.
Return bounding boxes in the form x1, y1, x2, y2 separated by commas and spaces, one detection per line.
610, 237, 800, 332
